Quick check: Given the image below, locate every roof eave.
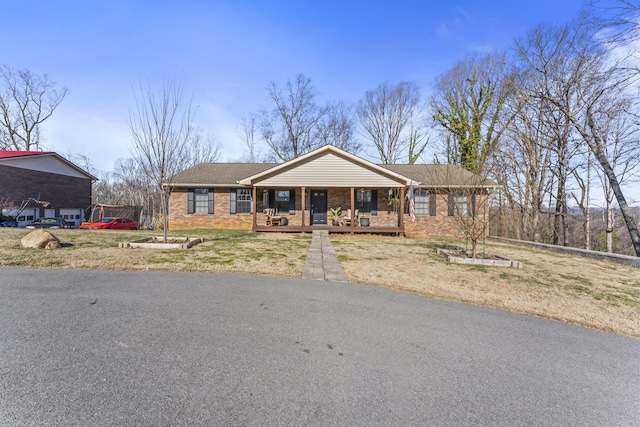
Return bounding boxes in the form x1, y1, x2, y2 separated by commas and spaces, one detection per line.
164, 182, 247, 189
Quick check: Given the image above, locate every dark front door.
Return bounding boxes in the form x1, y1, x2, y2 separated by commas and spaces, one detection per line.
310, 190, 327, 225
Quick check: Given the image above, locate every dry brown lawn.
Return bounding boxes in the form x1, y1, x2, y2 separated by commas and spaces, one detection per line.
331, 234, 640, 338
1, 228, 638, 338
0, 229, 310, 277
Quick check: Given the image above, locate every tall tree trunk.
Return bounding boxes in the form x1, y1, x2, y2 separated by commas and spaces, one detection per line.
580, 112, 640, 257
606, 198, 614, 253
553, 169, 567, 246
585, 152, 591, 251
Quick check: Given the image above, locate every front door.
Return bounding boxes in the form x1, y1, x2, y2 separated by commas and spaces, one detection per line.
310, 190, 327, 225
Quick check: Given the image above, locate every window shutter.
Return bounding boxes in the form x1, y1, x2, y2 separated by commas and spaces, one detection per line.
429, 193, 437, 216
371, 190, 378, 215
289, 189, 295, 215
448, 193, 454, 216
208, 190, 214, 214
187, 190, 194, 214
230, 189, 236, 214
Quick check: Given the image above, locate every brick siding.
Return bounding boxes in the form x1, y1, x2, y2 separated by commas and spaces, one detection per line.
404, 193, 488, 238
169, 187, 484, 238
0, 164, 92, 218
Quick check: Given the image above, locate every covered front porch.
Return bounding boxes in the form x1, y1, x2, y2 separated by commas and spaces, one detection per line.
248, 186, 406, 235
236, 145, 415, 236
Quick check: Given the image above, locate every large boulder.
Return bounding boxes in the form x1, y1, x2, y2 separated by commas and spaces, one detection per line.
21, 229, 62, 250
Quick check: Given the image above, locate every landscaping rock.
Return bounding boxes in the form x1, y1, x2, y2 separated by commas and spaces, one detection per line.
21, 229, 62, 250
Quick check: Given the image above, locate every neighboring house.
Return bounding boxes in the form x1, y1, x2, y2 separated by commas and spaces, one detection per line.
0, 151, 96, 228
166, 145, 497, 237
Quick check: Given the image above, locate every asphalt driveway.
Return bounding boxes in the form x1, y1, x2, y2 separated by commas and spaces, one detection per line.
0, 268, 638, 426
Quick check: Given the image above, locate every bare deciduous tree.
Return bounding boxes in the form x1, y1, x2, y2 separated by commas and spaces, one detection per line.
517, 21, 640, 256
260, 74, 325, 161
238, 114, 264, 162
584, 0, 640, 46
0, 65, 68, 151
494, 89, 555, 243
594, 109, 640, 252
128, 78, 194, 241
357, 81, 421, 164
187, 132, 222, 165
317, 100, 360, 154
570, 148, 593, 250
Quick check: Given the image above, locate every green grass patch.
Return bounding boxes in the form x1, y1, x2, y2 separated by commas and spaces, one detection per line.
560, 274, 592, 287
197, 256, 235, 265
567, 284, 591, 294
44, 260, 65, 267
603, 293, 638, 308
621, 279, 640, 288
520, 277, 552, 288
466, 264, 489, 273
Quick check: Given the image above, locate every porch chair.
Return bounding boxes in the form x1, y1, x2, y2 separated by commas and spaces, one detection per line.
343, 209, 359, 226
263, 208, 280, 226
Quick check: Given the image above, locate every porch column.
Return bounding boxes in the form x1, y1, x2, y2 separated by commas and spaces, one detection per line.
252, 186, 257, 229
399, 186, 405, 230
301, 186, 306, 227
350, 187, 355, 231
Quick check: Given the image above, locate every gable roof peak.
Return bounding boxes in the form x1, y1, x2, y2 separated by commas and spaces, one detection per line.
238, 144, 415, 186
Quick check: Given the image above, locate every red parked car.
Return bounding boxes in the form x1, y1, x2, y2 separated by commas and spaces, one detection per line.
79, 217, 139, 230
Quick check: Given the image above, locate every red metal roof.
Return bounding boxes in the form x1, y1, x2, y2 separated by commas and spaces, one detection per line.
0, 150, 54, 159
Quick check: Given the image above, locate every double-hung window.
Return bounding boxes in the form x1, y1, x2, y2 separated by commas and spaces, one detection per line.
449, 190, 469, 216
414, 189, 430, 215
230, 189, 253, 214
188, 189, 214, 214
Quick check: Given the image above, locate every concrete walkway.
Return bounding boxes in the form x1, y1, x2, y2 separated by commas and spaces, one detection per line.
302, 230, 349, 282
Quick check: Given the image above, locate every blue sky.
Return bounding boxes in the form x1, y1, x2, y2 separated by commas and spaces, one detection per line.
2, 0, 589, 173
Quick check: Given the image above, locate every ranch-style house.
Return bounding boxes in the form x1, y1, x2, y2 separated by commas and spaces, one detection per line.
166, 145, 496, 237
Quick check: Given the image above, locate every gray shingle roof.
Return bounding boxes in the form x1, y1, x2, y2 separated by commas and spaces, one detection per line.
381, 164, 497, 187
168, 162, 496, 188
168, 163, 278, 187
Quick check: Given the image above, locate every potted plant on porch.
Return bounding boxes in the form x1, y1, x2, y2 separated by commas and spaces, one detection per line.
328, 206, 344, 226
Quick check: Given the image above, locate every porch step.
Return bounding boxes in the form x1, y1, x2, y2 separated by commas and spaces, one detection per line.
302, 230, 349, 282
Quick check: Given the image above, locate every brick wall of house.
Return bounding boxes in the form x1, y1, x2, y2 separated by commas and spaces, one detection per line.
169, 187, 486, 238
0, 164, 92, 218
169, 189, 253, 230
403, 193, 488, 238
